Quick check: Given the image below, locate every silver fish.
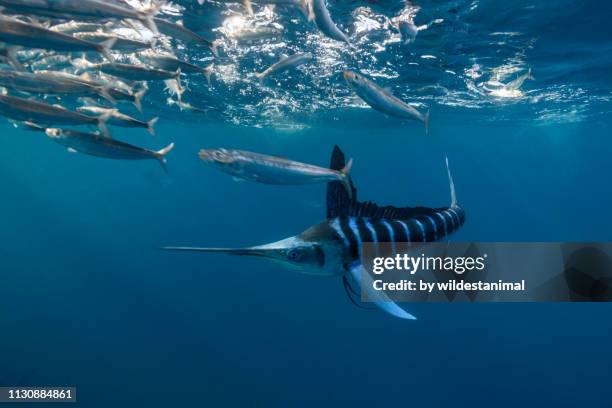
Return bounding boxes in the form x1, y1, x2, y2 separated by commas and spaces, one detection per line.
73, 32, 153, 53
78, 72, 146, 112
343, 70, 429, 134
0, 94, 111, 134
251, 0, 309, 18
0, 0, 160, 34
309, 0, 350, 44
255, 52, 312, 82
200, 0, 254, 15
229, 26, 283, 42
50, 21, 106, 34
398, 20, 418, 44
0, 17, 116, 61
154, 18, 218, 56
198, 148, 353, 197
0, 70, 114, 102
45, 128, 174, 171
505, 68, 534, 91
77, 106, 157, 136
80, 61, 181, 82
138, 51, 213, 84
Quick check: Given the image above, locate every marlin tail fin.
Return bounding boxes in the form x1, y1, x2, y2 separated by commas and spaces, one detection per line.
445, 156, 457, 209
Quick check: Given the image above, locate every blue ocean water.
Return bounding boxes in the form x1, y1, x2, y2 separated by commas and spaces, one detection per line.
1, 0, 612, 407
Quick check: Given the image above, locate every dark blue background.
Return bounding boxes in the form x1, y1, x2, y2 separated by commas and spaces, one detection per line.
1, 116, 611, 406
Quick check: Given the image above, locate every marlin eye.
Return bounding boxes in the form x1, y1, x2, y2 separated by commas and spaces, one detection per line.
287, 249, 300, 260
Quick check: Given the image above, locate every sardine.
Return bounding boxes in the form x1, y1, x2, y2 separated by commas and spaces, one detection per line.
198, 148, 353, 197
77, 105, 157, 136
343, 70, 429, 134
505, 68, 534, 91
0, 17, 116, 61
0, 0, 161, 34
0, 70, 114, 102
0, 94, 111, 134
73, 32, 153, 53
78, 72, 146, 112
154, 18, 218, 56
251, 0, 309, 18
50, 21, 105, 34
77, 60, 181, 82
255, 52, 312, 82
45, 128, 174, 171
309, 0, 350, 44
229, 26, 283, 42
138, 51, 213, 85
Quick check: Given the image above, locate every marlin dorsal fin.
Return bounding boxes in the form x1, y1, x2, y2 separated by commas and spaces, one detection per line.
326, 146, 448, 220
326, 145, 357, 218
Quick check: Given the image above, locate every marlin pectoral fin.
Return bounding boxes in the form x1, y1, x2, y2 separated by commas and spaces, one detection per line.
348, 263, 416, 320
342, 276, 374, 310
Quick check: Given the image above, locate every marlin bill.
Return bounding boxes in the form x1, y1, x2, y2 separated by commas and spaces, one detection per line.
45, 128, 174, 172
198, 147, 354, 197
166, 146, 465, 320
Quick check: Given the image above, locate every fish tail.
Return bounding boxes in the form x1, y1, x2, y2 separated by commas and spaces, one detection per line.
156, 142, 175, 173
172, 69, 184, 93
97, 37, 117, 62
97, 84, 116, 105
423, 109, 430, 135
147, 117, 159, 137
6, 46, 24, 71
133, 88, 147, 113
71, 54, 96, 73
445, 156, 458, 209
210, 40, 220, 57
203, 64, 213, 87
339, 158, 353, 199
297, 0, 309, 19
254, 71, 265, 84
173, 68, 182, 82
140, 2, 163, 34
97, 109, 114, 138
244, 0, 254, 15
307, 0, 315, 22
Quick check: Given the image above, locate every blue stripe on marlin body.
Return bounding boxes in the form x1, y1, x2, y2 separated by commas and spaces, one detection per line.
323, 207, 466, 266
163, 146, 465, 321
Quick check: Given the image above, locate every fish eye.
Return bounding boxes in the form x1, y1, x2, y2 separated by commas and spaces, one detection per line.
287, 249, 301, 261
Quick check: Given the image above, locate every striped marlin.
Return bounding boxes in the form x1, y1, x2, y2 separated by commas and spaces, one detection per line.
163, 146, 465, 320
